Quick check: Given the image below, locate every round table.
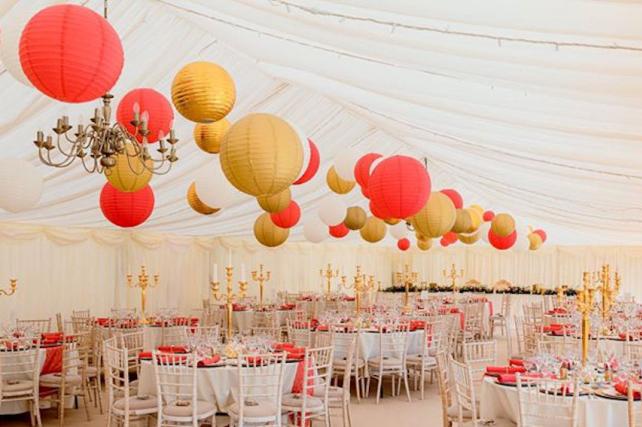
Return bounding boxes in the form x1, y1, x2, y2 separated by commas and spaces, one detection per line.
316, 329, 424, 359
228, 309, 294, 334
545, 333, 628, 359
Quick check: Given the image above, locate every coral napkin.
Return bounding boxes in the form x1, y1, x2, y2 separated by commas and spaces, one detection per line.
197, 355, 221, 367
485, 366, 526, 375
614, 382, 641, 399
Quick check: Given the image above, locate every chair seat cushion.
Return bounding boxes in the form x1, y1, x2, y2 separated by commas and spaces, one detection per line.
163, 400, 216, 418
2, 379, 34, 396
407, 354, 437, 367
313, 386, 344, 400
282, 393, 324, 411
85, 366, 99, 377
40, 373, 82, 386
113, 396, 158, 414
229, 400, 279, 419
333, 357, 365, 369
368, 357, 403, 367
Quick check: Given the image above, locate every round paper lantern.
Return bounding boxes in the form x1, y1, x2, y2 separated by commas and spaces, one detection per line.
410, 192, 456, 238
116, 88, 173, 143
390, 222, 408, 240
344, 206, 367, 230
220, 113, 302, 196
470, 204, 484, 215
354, 153, 382, 188
293, 138, 320, 185
187, 182, 219, 215
440, 237, 450, 247
303, 217, 327, 243
451, 209, 473, 234
195, 158, 237, 209
533, 229, 547, 243
329, 223, 350, 239
488, 229, 517, 250
491, 213, 515, 238
104, 142, 152, 192
0, 5, 36, 86
440, 189, 463, 209
270, 200, 300, 229
193, 119, 230, 154
360, 216, 386, 243
483, 210, 495, 222
443, 231, 458, 245
171, 61, 235, 123
326, 166, 355, 194
397, 238, 410, 251
0, 159, 43, 213
369, 200, 390, 220
467, 208, 483, 232
480, 221, 492, 243
529, 232, 543, 250
368, 155, 431, 219
257, 188, 291, 213
458, 230, 481, 245
334, 148, 360, 181
100, 183, 154, 228
384, 218, 401, 226
254, 213, 289, 248
20, 4, 124, 102
417, 239, 432, 251
318, 195, 346, 226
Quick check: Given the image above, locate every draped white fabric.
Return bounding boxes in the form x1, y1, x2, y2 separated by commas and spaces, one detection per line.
0, 0, 641, 244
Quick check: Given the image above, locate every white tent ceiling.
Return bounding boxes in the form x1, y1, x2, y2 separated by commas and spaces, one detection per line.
1, 0, 641, 244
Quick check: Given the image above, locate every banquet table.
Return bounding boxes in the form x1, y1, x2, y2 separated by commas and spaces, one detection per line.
227, 309, 294, 334
480, 377, 628, 427
545, 333, 629, 359
316, 329, 424, 360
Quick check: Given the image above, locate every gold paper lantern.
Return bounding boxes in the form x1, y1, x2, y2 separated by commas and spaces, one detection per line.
467, 208, 483, 232
360, 216, 386, 243
491, 213, 515, 238
220, 113, 303, 196
187, 182, 219, 215
528, 232, 543, 250
417, 239, 432, 251
193, 119, 230, 154
326, 166, 355, 194
254, 213, 289, 247
411, 192, 456, 238
384, 218, 401, 226
451, 209, 473, 234
104, 142, 152, 192
171, 61, 236, 123
470, 204, 484, 216
344, 206, 367, 230
257, 188, 291, 213
458, 230, 481, 245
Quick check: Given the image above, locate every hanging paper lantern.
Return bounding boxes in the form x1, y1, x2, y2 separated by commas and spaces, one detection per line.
354, 153, 382, 188
220, 113, 302, 196
410, 192, 456, 238
458, 230, 481, 245
104, 142, 152, 192
270, 200, 300, 229
491, 213, 515, 238
20, 4, 124, 102
303, 217, 327, 243
390, 222, 408, 240
483, 210, 495, 222
466, 208, 483, 232
329, 223, 350, 239
194, 158, 238, 209
361, 186, 371, 199
0, 159, 43, 213
368, 155, 431, 219
171, 61, 236, 123
369, 200, 390, 220
470, 204, 484, 215
318, 195, 346, 226
187, 182, 219, 215
254, 213, 289, 247
397, 238, 410, 251
293, 138, 320, 185
451, 209, 473, 234
116, 88, 174, 143
334, 147, 360, 181
384, 218, 401, 226
533, 229, 547, 243
344, 206, 367, 230
417, 239, 432, 251
326, 166, 355, 194
257, 188, 291, 213
440, 237, 450, 247
440, 189, 463, 209
488, 229, 517, 250
443, 231, 458, 245
100, 183, 154, 228
0, 5, 37, 86
359, 216, 386, 243
193, 119, 230, 154
529, 232, 543, 250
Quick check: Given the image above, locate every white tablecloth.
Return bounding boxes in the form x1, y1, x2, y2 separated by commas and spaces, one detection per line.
480, 377, 628, 427
227, 310, 294, 334
316, 329, 424, 360
545, 334, 628, 359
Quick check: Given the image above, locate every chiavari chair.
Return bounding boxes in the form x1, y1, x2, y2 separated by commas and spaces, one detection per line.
16, 318, 51, 335
118, 330, 145, 387
407, 319, 442, 400
462, 340, 496, 397
287, 319, 313, 348
625, 341, 642, 365
326, 332, 356, 427
516, 375, 579, 427
435, 350, 471, 427
489, 294, 511, 338
330, 325, 367, 402
628, 379, 642, 427
72, 309, 91, 319
161, 325, 188, 347
366, 322, 412, 404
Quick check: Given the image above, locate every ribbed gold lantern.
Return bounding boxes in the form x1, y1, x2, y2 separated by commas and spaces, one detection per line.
104, 142, 152, 192
417, 239, 432, 251
458, 230, 481, 245
451, 209, 473, 234
220, 113, 303, 197
491, 213, 515, 238
410, 192, 456, 238
344, 206, 367, 230
360, 216, 386, 243
467, 207, 482, 232
193, 119, 230, 154
171, 61, 236, 123
187, 182, 219, 215
257, 188, 291, 213
528, 232, 543, 250
254, 213, 289, 247
326, 166, 355, 194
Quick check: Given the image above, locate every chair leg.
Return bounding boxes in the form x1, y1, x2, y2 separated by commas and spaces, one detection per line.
420, 367, 425, 400
346, 401, 353, 427
28, 400, 35, 427
403, 370, 412, 403
375, 375, 383, 404
353, 369, 361, 402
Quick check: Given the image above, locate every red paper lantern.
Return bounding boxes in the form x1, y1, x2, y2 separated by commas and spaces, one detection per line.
483, 210, 495, 222
444, 231, 458, 244
440, 237, 450, 247
100, 183, 154, 228
354, 153, 382, 188
368, 155, 431, 219
361, 185, 370, 199
397, 238, 410, 251
19, 4, 124, 103
533, 229, 547, 243
440, 189, 463, 209
116, 88, 174, 143
369, 200, 390, 220
270, 200, 301, 229
292, 138, 320, 185
488, 229, 517, 250
329, 223, 349, 238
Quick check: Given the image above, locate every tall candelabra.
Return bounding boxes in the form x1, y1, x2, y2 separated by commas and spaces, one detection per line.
443, 264, 464, 293
395, 264, 418, 313
0, 279, 17, 296
251, 264, 271, 306
595, 264, 620, 322
576, 272, 596, 367
555, 285, 567, 307
320, 264, 339, 297
341, 266, 366, 314
210, 266, 247, 345
127, 266, 159, 324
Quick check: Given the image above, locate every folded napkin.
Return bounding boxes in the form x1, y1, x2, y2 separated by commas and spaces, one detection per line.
497, 372, 543, 383
156, 354, 188, 364
245, 356, 263, 365
316, 325, 329, 331
197, 355, 221, 367
41, 332, 63, 341
232, 304, 247, 311
157, 345, 188, 354
3, 340, 19, 350
286, 351, 305, 360
273, 342, 295, 351
619, 332, 641, 341
509, 358, 525, 367
615, 382, 641, 399
486, 366, 526, 375
138, 351, 152, 360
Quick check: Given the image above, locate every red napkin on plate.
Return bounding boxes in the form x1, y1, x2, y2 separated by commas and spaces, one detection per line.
273, 342, 295, 351
156, 354, 188, 364
41, 332, 63, 341
245, 356, 263, 365
286, 351, 305, 360
486, 366, 526, 375
138, 351, 152, 360
316, 325, 329, 331
619, 332, 641, 341
615, 382, 641, 399
509, 359, 524, 367
157, 345, 188, 354
497, 372, 543, 383
197, 355, 221, 367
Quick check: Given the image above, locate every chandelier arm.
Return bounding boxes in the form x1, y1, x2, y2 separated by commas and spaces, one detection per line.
54, 134, 79, 158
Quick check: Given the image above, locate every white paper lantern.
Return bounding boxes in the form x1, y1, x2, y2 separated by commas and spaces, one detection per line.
0, 159, 43, 212
389, 221, 408, 240
333, 148, 360, 181
480, 221, 492, 243
303, 217, 327, 243
317, 194, 346, 226
195, 157, 237, 209
0, 5, 41, 86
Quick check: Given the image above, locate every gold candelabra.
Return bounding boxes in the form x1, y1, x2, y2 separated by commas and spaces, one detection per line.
576, 272, 596, 367
595, 264, 620, 322
353, 266, 366, 314
0, 279, 17, 296
555, 285, 567, 307
127, 266, 159, 324
395, 264, 418, 313
320, 264, 339, 297
210, 266, 247, 345
443, 264, 464, 293
251, 264, 271, 306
